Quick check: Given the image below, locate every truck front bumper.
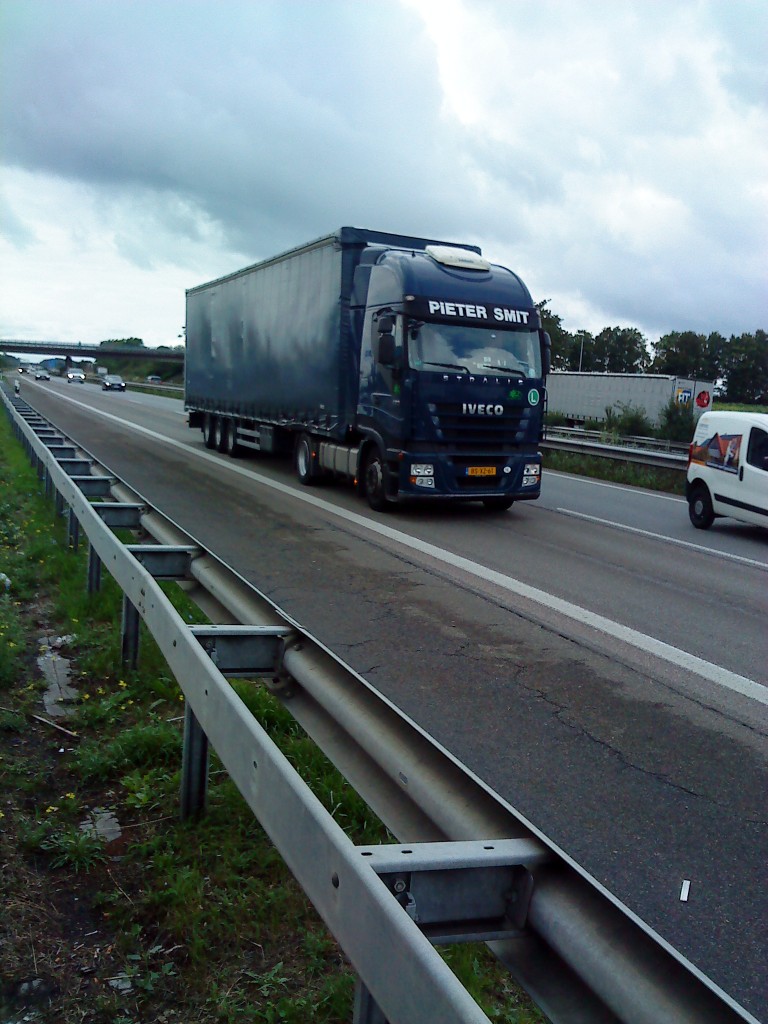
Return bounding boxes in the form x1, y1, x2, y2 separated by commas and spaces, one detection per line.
393, 451, 542, 501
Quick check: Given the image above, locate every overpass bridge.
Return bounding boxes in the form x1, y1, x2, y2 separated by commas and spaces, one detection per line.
1, 340, 184, 363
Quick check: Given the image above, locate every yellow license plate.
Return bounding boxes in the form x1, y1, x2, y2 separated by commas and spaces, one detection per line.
466, 466, 497, 476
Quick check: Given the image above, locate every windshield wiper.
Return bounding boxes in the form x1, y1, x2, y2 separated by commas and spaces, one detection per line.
420, 361, 470, 373
479, 363, 524, 375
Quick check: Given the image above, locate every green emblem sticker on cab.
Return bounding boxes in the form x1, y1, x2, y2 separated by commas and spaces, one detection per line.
528, 389, 540, 406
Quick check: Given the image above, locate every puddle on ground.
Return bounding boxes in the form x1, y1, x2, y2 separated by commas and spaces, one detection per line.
1, 636, 128, 1023
37, 635, 78, 718
80, 807, 122, 843
36, 633, 124, 845
107, 973, 133, 993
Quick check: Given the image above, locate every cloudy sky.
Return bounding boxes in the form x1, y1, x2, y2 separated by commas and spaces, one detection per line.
1, 0, 766, 354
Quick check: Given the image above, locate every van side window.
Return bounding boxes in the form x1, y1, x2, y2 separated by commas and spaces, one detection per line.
746, 427, 768, 472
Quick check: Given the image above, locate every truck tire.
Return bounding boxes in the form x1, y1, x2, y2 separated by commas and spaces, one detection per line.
688, 483, 715, 529
482, 496, 515, 511
224, 420, 241, 458
214, 416, 229, 453
203, 414, 217, 450
295, 434, 317, 485
363, 449, 390, 512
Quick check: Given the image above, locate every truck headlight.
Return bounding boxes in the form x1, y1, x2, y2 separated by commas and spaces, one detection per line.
411, 463, 434, 476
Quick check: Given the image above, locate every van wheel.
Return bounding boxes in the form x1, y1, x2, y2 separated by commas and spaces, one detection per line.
203, 414, 217, 449
688, 484, 714, 529
295, 434, 317, 485
364, 450, 390, 512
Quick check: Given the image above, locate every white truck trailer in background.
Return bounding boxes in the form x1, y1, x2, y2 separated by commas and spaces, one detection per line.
546, 372, 714, 426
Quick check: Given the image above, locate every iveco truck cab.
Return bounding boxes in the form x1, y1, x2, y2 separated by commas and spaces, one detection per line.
351, 241, 549, 509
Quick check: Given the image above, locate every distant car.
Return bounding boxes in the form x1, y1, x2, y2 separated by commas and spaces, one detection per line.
66, 370, 86, 383
102, 374, 126, 391
146, 375, 162, 383
35, 371, 51, 380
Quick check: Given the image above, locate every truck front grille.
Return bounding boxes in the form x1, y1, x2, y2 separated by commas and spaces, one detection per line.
430, 403, 530, 451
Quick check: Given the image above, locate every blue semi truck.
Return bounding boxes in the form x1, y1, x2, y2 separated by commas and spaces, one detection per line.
185, 227, 550, 511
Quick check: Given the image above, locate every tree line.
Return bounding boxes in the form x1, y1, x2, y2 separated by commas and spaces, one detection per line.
538, 302, 768, 404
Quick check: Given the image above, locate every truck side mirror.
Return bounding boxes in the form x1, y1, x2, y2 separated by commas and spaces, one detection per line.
378, 332, 396, 366
377, 315, 396, 366
542, 331, 551, 375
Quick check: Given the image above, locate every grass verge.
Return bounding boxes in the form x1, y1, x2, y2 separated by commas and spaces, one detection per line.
0, 404, 545, 1022
542, 448, 686, 494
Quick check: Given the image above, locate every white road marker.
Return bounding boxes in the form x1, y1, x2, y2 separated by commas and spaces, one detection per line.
557, 508, 767, 570
680, 880, 691, 902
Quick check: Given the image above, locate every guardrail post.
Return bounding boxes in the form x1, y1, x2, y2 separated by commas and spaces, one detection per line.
87, 544, 102, 593
353, 979, 389, 1024
54, 489, 64, 518
180, 703, 209, 820
68, 507, 80, 552
121, 595, 140, 669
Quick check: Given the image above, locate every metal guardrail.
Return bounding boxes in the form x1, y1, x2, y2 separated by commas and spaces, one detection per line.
1, 383, 757, 1024
542, 426, 688, 471
127, 381, 184, 394
545, 425, 689, 453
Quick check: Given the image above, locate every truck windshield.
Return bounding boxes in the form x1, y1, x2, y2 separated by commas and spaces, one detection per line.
408, 322, 542, 379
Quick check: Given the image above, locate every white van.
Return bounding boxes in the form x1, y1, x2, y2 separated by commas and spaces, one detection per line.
686, 411, 768, 529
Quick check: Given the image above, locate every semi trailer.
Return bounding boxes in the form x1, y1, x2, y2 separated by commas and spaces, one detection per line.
546, 372, 714, 427
185, 227, 551, 511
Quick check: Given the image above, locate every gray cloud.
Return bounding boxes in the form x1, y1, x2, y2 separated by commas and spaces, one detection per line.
1, 0, 766, 345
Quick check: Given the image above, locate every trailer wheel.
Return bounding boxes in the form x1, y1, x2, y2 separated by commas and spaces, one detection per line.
364, 450, 390, 512
203, 414, 217, 450
295, 434, 317, 485
688, 483, 715, 529
224, 420, 241, 458
214, 416, 229, 453
482, 496, 515, 511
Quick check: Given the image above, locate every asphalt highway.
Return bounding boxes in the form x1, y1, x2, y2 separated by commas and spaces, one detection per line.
14, 377, 768, 1022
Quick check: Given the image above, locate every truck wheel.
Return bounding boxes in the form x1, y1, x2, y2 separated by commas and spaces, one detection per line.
482, 496, 515, 511
215, 417, 229, 453
295, 434, 316, 485
688, 484, 714, 529
203, 414, 217, 450
224, 420, 241, 458
364, 450, 390, 512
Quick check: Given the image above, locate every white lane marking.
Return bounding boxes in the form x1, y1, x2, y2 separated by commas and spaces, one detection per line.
42, 391, 768, 705
557, 508, 768, 570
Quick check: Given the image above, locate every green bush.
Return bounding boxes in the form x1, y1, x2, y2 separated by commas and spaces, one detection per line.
603, 402, 654, 438
657, 400, 696, 442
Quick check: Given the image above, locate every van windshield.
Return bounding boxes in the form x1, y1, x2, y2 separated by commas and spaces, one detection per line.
408, 322, 542, 379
